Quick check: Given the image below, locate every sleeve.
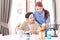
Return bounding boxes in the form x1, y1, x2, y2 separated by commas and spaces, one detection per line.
19, 23, 24, 30
46, 16, 50, 23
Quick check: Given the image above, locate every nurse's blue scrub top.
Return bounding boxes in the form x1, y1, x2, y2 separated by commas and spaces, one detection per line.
34, 10, 50, 25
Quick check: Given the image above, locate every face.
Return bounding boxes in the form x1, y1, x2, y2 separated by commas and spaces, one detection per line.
28, 14, 35, 24
35, 6, 43, 13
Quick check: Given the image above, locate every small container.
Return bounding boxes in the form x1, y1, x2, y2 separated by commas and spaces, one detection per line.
31, 31, 37, 40
25, 31, 30, 40
39, 28, 45, 40
51, 29, 54, 36
47, 29, 52, 40
17, 30, 23, 37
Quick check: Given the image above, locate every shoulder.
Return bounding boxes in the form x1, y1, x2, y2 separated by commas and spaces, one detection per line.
21, 21, 28, 27
19, 21, 28, 30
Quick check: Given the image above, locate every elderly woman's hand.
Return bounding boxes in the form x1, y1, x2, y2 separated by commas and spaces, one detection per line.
30, 30, 38, 35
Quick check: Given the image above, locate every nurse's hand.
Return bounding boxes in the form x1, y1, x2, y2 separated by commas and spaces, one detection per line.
42, 23, 45, 26
41, 23, 46, 29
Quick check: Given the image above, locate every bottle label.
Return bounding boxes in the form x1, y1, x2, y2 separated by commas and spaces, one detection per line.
39, 32, 45, 38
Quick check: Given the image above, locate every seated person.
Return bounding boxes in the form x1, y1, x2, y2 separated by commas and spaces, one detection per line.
19, 12, 41, 34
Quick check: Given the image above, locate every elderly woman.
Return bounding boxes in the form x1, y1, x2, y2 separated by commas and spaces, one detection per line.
19, 12, 41, 34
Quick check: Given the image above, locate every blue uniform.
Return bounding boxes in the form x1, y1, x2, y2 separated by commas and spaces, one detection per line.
34, 10, 50, 25
34, 10, 50, 37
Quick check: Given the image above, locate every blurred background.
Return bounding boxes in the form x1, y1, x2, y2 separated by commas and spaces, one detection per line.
0, 0, 60, 36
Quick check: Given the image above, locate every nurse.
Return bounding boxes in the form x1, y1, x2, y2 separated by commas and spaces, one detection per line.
34, 1, 50, 37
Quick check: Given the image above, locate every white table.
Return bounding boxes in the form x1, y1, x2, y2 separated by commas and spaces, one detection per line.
0, 34, 60, 40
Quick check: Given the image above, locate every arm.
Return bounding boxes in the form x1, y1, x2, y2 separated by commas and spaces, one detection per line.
41, 16, 50, 29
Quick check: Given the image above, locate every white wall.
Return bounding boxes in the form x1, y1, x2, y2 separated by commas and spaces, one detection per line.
56, 0, 60, 24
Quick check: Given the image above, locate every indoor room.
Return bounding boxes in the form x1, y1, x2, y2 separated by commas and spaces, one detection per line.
0, 0, 60, 40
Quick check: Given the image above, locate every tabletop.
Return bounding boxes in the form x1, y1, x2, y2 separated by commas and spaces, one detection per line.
0, 34, 60, 40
